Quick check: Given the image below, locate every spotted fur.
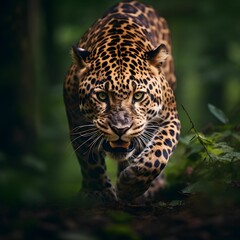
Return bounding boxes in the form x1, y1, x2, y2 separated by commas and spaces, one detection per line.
64, 0, 180, 202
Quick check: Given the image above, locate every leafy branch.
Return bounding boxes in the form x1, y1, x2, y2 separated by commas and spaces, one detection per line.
181, 105, 213, 161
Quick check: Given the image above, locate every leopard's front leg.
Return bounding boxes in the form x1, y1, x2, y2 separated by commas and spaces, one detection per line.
64, 68, 117, 203
117, 115, 180, 201
70, 129, 118, 203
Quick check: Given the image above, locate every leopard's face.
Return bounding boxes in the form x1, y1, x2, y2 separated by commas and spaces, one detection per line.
77, 55, 166, 161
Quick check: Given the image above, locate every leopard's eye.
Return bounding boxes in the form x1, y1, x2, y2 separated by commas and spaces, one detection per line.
96, 91, 108, 102
133, 92, 145, 101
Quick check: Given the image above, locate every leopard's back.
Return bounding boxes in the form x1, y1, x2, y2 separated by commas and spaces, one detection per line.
78, 1, 176, 89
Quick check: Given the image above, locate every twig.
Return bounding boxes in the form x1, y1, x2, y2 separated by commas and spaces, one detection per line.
181, 104, 213, 161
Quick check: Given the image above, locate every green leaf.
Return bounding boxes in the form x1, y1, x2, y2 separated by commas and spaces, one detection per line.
208, 104, 229, 124
198, 133, 213, 144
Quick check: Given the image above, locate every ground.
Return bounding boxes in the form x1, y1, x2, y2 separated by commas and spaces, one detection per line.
1, 195, 240, 240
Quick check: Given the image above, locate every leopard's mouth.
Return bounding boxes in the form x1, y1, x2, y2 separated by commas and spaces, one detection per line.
103, 139, 135, 153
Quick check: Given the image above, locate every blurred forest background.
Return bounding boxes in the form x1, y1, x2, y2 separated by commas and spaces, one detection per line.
1, 0, 240, 207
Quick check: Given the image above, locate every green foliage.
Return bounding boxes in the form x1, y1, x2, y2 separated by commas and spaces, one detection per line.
166, 105, 240, 204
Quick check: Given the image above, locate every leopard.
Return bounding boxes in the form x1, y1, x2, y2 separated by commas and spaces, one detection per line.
64, 0, 181, 203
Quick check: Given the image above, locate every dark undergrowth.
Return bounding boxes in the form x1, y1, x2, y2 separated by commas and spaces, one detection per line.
1, 195, 240, 240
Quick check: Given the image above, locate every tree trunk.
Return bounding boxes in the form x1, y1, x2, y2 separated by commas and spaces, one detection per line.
1, 0, 41, 157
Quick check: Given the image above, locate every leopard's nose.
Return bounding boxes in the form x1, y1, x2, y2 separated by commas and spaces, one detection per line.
110, 126, 130, 136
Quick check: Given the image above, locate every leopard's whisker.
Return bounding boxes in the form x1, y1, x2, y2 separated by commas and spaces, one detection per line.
73, 132, 100, 152
71, 123, 95, 132
85, 133, 104, 155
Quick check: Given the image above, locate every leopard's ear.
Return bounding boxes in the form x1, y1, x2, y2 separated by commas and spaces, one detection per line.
72, 45, 91, 68
146, 44, 168, 68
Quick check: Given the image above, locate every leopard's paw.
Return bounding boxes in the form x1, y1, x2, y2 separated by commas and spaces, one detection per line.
117, 165, 151, 201
77, 188, 118, 206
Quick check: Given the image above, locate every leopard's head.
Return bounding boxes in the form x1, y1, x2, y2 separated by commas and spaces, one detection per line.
72, 44, 169, 161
